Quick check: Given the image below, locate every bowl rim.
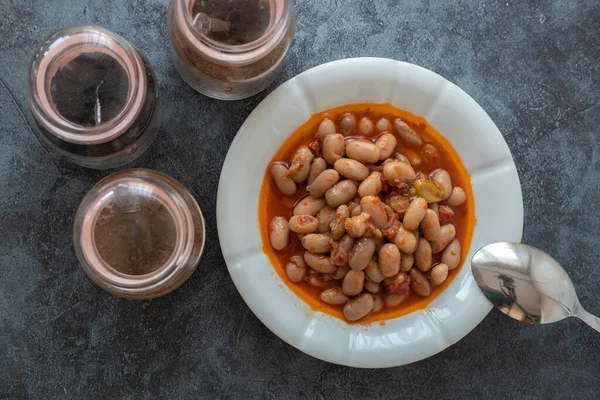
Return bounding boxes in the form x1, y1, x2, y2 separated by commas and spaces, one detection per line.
217, 57, 523, 368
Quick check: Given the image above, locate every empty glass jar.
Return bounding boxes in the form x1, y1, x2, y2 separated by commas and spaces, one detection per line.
27, 26, 161, 169
73, 169, 205, 299
168, 0, 295, 100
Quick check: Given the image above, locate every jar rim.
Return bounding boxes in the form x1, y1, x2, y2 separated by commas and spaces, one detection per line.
73, 169, 205, 298
27, 25, 148, 145
173, 0, 293, 66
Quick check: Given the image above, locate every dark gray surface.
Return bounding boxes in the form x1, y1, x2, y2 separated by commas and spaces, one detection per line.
1, 0, 599, 398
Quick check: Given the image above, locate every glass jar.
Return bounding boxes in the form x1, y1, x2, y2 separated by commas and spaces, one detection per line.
168, 0, 295, 100
73, 169, 205, 299
27, 26, 161, 169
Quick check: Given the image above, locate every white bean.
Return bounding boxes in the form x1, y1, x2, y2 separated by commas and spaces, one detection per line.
441, 239, 462, 270
330, 204, 349, 240
347, 198, 360, 212
431, 169, 452, 200
322, 134, 345, 165
332, 265, 351, 279
400, 252, 414, 272
409, 268, 431, 297
420, 143, 440, 166
414, 238, 432, 272
376, 118, 391, 133
403, 197, 428, 230
384, 293, 408, 308
413, 228, 420, 244
344, 212, 370, 238
368, 228, 384, 243
393, 225, 417, 253
358, 171, 383, 198
342, 270, 365, 296
343, 293, 374, 321
316, 206, 336, 233
320, 287, 350, 305
293, 196, 326, 216
382, 161, 416, 187
379, 243, 401, 277
304, 252, 336, 273
395, 153, 411, 164
360, 196, 387, 228
371, 294, 384, 312
375, 133, 397, 160
365, 281, 381, 294
373, 237, 384, 252
330, 234, 354, 266
358, 117, 374, 136
429, 202, 439, 218
447, 187, 467, 207
306, 169, 340, 198
288, 215, 318, 234
393, 118, 423, 147
269, 217, 289, 250
340, 113, 356, 136
302, 233, 332, 254
431, 224, 456, 254
410, 154, 422, 167
317, 118, 336, 141
345, 140, 380, 164
420, 209, 441, 241
333, 158, 370, 181
307, 158, 327, 185
349, 237, 376, 271
289, 146, 314, 183
285, 255, 306, 282
429, 263, 449, 286
270, 163, 297, 195
306, 272, 334, 288
364, 259, 385, 283
325, 180, 358, 208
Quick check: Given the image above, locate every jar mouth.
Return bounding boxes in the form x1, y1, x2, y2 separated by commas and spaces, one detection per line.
74, 170, 198, 295
175, 0, 292, 65
27, 26, 147, 145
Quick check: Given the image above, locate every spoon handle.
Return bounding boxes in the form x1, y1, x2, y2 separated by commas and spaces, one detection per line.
574, 307, 600, 333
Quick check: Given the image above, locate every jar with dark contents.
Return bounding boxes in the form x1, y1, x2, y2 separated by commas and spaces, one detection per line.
27, 26, 161, 169
168, 0, 295, 100
73, 169, 205, 299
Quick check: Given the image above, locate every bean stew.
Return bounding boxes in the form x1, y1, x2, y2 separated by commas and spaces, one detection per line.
259, 103, 475, 323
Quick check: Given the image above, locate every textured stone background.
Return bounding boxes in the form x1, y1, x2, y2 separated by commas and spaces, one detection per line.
1, 0, 599, 398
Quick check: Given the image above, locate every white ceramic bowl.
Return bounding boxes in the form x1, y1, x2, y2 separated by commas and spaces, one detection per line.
217, 58, 523, 368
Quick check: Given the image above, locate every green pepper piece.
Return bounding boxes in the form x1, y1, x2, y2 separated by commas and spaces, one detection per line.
413, 179, 443, 203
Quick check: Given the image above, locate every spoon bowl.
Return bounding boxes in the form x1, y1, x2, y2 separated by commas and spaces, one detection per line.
472, 242, 599, 332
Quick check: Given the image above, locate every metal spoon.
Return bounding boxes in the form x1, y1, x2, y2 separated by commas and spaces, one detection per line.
471, 242, 600, 332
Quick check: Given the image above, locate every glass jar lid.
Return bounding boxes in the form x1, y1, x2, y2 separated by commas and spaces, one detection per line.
27, 25, 148, 144
73, 169, 205, 299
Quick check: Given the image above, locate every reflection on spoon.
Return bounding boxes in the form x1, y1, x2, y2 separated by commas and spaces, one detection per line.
472, 242, 600, 332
